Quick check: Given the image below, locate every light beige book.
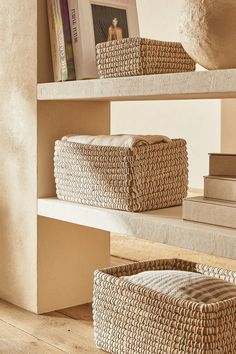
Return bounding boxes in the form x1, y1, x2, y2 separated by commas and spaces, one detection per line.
204, 176, 236, 202
183, 196, 236, 229
209, 153, 236, 176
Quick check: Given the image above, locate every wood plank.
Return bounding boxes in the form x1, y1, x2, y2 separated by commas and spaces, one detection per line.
0, 319, 62, 354
110, 255, 133, 266
111, 234, 236, 271
0, 300, 100, 354
38, 197, 236, 260
37, 69, 236, 101
0, 257, 131, 353
59, 303, 94, 322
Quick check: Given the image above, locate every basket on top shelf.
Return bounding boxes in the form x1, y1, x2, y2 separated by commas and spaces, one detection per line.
96, 37, 196, 79
54, 135, 188, 212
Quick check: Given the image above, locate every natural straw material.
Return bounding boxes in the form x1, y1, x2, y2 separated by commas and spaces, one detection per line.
93, 259, 236, 354
54, 139, 188, 212
96, 37, 196, 78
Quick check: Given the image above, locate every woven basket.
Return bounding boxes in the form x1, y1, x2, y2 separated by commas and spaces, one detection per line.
93, 259, 236, 354
54, 139, 188, 212
96, 37, 196, 78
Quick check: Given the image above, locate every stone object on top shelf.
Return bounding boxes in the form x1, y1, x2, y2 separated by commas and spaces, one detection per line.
179, 0, 236, 70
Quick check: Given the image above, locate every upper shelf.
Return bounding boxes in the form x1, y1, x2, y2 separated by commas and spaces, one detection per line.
37, 69, 236, 101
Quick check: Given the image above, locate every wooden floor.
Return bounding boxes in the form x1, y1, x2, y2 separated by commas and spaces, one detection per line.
0, 256, 130, 354
1, 235, 236, 354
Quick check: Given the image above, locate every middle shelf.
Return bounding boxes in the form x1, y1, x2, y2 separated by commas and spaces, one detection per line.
38, 197, 236, 260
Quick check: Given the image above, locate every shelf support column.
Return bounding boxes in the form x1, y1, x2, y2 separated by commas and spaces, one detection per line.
37, 100, 111, 313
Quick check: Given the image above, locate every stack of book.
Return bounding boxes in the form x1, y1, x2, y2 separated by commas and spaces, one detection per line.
48, 0, 75, 81
47, 0, 140, 81
47, 0, 97, 81
183, 153, 236, 229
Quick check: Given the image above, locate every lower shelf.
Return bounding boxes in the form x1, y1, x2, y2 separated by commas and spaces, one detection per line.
38, 197, 236, 260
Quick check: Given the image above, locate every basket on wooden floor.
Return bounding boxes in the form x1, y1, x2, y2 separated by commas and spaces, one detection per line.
96, 37, 196, 78
54, 138, 188, 212
93, 259, 236, 354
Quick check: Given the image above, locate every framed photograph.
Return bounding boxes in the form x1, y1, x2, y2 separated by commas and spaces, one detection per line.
68, 0, 139, 79
91, 4, 129, 44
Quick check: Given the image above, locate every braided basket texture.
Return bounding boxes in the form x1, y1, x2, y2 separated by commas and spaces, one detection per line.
96, 37, 196, 78
93, 259, 236, 354
54, 139, 188, 212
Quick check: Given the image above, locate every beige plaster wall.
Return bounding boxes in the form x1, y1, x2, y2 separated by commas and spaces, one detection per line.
111, 0, 221, 189
0, 1, 37, 311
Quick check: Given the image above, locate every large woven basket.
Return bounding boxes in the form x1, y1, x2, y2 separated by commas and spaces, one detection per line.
54, 139, 188, 212
93, 259, 236, 354
96, 37, 196, 78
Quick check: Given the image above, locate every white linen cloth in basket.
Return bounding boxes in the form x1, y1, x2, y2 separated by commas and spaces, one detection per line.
62, 134, 171, 148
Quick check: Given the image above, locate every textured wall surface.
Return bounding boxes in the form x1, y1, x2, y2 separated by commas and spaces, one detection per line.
0, 1, 37, 311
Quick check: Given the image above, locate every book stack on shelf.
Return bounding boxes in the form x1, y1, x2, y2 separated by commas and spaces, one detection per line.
48, 0, 76, 81
183, 153, 236, 229
47, 0, 140, 81
47, 0, 97, 81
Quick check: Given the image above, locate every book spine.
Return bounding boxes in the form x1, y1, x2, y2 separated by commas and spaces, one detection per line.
47, 0, 68, 81
67, 0, 81, 79
60, 0, 76, 80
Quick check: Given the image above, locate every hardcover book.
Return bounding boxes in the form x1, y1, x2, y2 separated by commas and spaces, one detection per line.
67, 0, 86, 79
60, 0, 76, 80
204, 176, 236, 202
48, 0, 76, 81
209, 153, 236, 176
183, 196, 236, 229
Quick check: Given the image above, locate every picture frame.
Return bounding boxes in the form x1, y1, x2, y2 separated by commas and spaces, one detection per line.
68, 0, 139, 79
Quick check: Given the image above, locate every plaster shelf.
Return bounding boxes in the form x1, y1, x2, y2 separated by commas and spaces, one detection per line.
38, 197, 236, 260
38, 69, 236, 101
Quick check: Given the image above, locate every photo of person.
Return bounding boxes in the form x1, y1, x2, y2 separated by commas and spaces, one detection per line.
91, 4, 129, 45
108, 17, 123, 41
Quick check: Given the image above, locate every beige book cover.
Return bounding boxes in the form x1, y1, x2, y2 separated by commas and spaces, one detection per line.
183, 196, 236, 229
204, 176, 236, 202
209, 153, 236, 176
